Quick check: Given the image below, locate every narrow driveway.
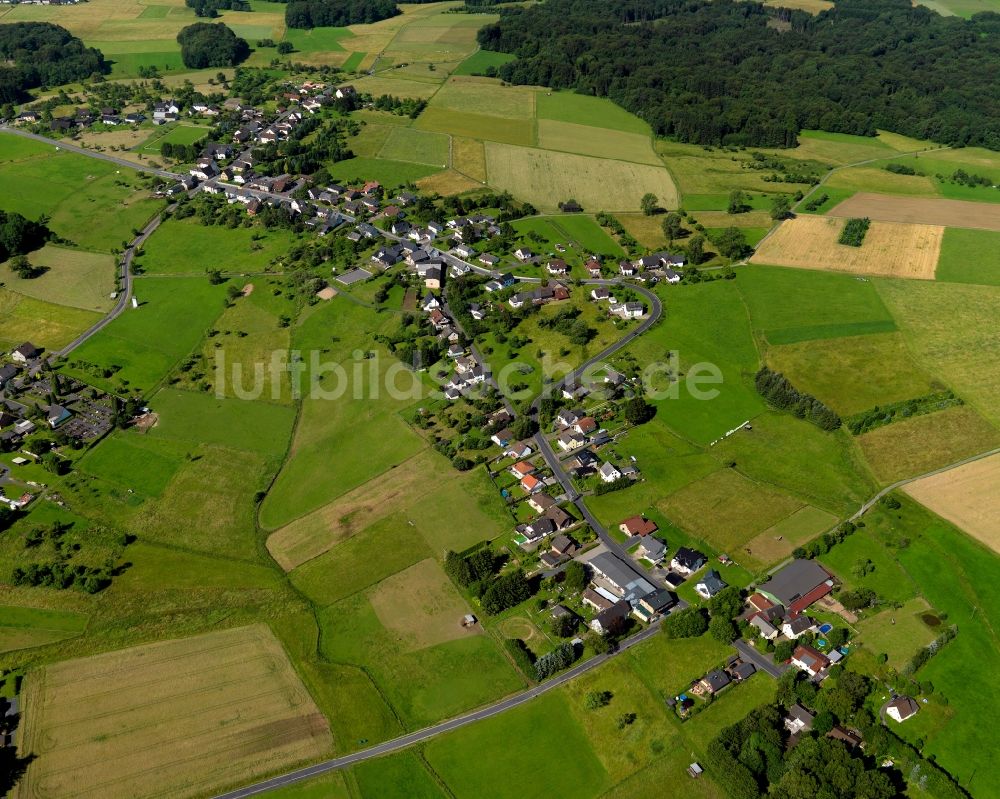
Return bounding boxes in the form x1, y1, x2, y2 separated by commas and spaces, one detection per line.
733, 639, 787, 679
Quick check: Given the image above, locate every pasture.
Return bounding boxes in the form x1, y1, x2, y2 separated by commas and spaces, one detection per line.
377, 126, 450, 168
904, 452, 1000, 555
856, 405, 1000, 484
738, 264, 898, 344
855, 599, 938, 670
136, 123, 211, 154
452, 49, 515, 76
0, 605, 89, 655
329, 156, 442, 186
744, 506, 839, 566
416, 106, 535, 147
61, 276, 227, 392
536, 120, 661, 165
0, 289, 100, 352
1, 246, 115, 312
764, 332, 938, 416
318, 590, 523, 728
486, 143, 679, 215
353, 753, 446, 799
751, 216, 943, 279
0, 138, 161, 253
829, 192, 1000, 231
536, 91, 650, 134
877, 279, 1000, 427
935, 227, 1000, 286
16, 625, 331, 799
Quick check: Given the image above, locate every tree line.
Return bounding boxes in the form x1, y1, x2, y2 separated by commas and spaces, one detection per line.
0, 23, 107, 104
755, 366, 841, 431
185, 0, 251, 16
475, 0, 1000, 150
272, 0, 400, 28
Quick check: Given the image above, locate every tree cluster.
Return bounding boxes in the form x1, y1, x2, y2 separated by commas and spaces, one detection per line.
481, 569, 533, 614
661, 607, 708, 639
476, 0, 1000, 150
534, 642, 577, 680
755, 366, 841, 431
791, 520, 856, 561
185, 0, 251, 16
281, 0, 399, 29
0, 210, 51, 263
0, 23, 106, 104
847, 391, 962, 435
371, 94, 427, 118
176, 22, 250, 69
838, 217, 871, 247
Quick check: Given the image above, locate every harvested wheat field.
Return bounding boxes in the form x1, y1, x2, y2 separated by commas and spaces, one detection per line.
829, 192, 1000, 232
751, 215, 943, 279
904, 452, 1000, 555
16, 625, 331, 799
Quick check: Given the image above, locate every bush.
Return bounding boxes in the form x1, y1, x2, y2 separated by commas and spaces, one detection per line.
504, 638, 535, 675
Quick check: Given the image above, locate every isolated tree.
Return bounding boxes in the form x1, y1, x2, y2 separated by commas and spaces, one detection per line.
640, 192, 658, 216
8, 255, 35, 279
277, 41, 294, 55
687, 234, 706, 265
770, 195, 792, 220
727, 189, 749, 215
662, 607, 708, 639
562, 560, 587, 593
624, 397, 655, 425
716, 227, 749, 259
661, 212, 682, 243
774, 639, 794, 663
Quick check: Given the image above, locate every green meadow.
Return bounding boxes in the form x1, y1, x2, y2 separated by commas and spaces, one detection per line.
935, 227, 1000, 286
452, 49, 516, 76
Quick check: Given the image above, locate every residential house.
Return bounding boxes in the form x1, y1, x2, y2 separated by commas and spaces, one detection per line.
784, 704, 816, 734
619, 516, 657, 537
782, 616, 815, 639
521, 516, 556, 543
695, 569, 727, 599
636, 536, 666, 564
547, 259, 568, 276
590, 600, 631, 635
556, 408, 581, 428
490, 427, 513, 447
421, 293, 440, 311
599, 462, 622, 483
469, 303, 486, 320
447, 343, 465, 359
557, 431, 584, 451
46, 405, 71, 429
520, 473, 543, 493
424, 267, 442, 290
543, 504, 574, 530
827, 727, 862, 748
664, 268, 682, 284
591, 287, 610, 301
582, 588, 615, 613
670, 547, 707, 576
589, 552, 655, 603
791, 645, 830, 677
732, 661, 756, 681
886, 696, 919, 723
509, 461, 536, 479
453, 243, 475, 259
0, 364, 19, 388
514, 247, 534, 262
479, 253, 500, 268
573, 416, 597, 435
11, 342, 39, 364
562, 383, 589, 401
619, 260, 637, 276
612, 302, 645, 319
586, 258, 602, 278
335, 85, 356, 99
699, 670, 731, 695
636, 589, 676, 621
750, 615, 779, 640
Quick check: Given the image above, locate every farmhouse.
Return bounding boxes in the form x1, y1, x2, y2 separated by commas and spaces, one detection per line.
589, 552, 656, 604
582, 588, 615, 613
11, 342, 39, 364
886, 696, 919, 723
758, 559, 835, 615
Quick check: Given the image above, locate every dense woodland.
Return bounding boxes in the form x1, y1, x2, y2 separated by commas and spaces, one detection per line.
477, 0, 1000, 149
0, 23, 106, 104
274, 0, 399, 28
184, 0, 252, 16
176, 22, 250, 69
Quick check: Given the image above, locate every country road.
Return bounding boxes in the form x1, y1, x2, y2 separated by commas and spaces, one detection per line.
211, 622, 662, 799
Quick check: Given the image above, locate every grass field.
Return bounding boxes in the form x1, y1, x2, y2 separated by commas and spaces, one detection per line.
0, 134, 160, 253
1, 245, 116, 312
536, 91, 650, 134
744, 506, 840, 566
329, 155, 442, 186
935, 227, 1000, 286
854, 598, 938, 670
61, 276, 227, 392
877, 279, 1000, 427
764, 332, 939, 416
452, 49, 515, 76
0, 288, 100, 352
904, 452, 1000, 555
739, 265, 897, 344
17, 625, 331, 799
751, 216, 943, 279
416, 106, 535, 147
536, 120, 661, 165
857, 405, 1000, 484
0, 605, 89, 655
829, 192, 1000, 231
136, 123, 210, 154
353, 752, 446, 798
425, 691, 611, 799
139, 217, 300, 275
377, 126, 450, 168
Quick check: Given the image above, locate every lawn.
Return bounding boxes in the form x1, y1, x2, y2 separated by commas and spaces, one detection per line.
135, 122, 211, 153
0, 140, 161, 253
553, 214, 627, 255
60, 276, 228, 392
452, 49, 516, 76
425, 691, 611, 799
1, 245, 116, 312
935, 227, 1000, 286
138, 216, 301, 275
0, 288, 100, 352
738, 265, 898, 344
877, 278, 1000, 427
259, 300, 428, 530
764, 332, 939, 416
624, 280, 765, 445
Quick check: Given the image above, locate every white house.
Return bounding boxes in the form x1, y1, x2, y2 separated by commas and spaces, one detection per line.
886, 696, 919, 723
599, 462, 622, 483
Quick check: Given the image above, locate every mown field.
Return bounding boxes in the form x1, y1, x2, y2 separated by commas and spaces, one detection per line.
16, 625, 331, 799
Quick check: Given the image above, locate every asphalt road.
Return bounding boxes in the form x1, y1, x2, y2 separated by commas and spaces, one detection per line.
0, 125, 183, 180
212, 621, 662, 799
733, 638, 787, 679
